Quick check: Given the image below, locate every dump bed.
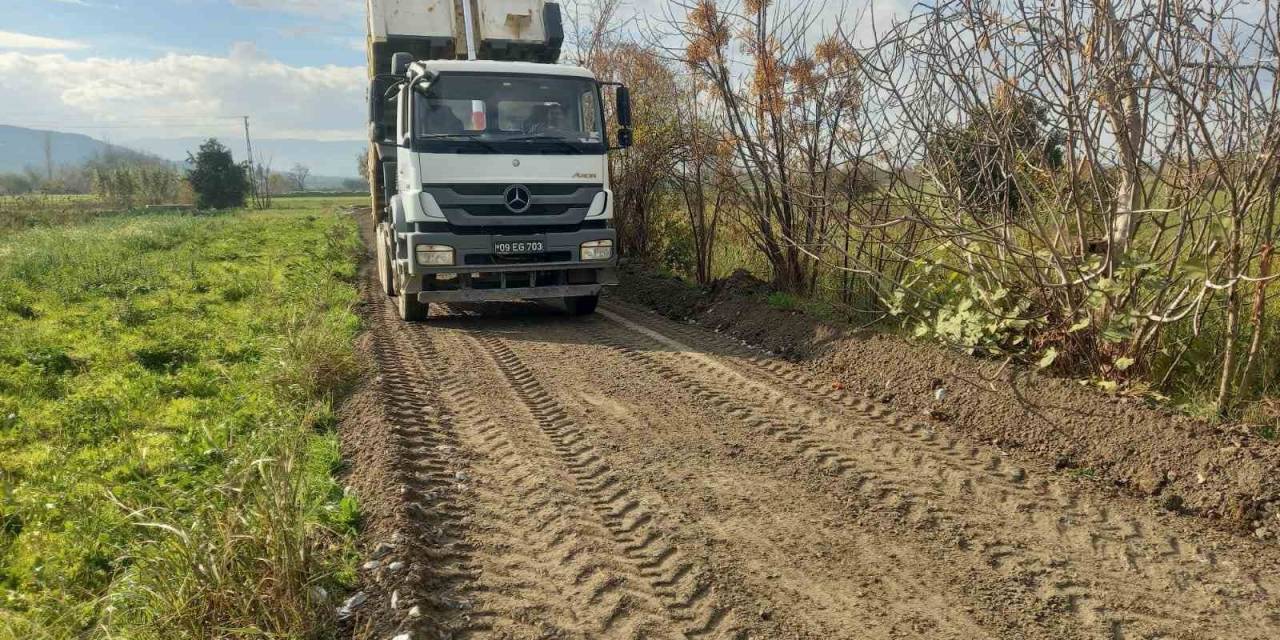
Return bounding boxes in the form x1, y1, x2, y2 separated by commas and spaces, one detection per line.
366, 0, 563, 74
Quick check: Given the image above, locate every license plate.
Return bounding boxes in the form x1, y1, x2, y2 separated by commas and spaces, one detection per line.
493, 239, 545, 255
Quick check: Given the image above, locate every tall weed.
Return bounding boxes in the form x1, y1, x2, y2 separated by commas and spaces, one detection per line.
0, 199, 364, 637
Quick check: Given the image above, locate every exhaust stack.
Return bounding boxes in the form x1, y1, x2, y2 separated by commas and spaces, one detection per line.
460, 0, 477, 60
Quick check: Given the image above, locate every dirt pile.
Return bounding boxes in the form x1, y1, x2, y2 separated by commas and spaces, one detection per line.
610, 267, 1280, 537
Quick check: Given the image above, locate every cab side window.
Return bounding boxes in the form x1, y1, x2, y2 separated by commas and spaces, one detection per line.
580, 90, 600, 139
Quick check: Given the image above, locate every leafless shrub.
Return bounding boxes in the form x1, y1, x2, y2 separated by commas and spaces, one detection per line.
621, 0, 1280, 414
831, 0, 1280, 412
670, 75, 733, 284
660, 0, 870, 291
252, 153, 275, 209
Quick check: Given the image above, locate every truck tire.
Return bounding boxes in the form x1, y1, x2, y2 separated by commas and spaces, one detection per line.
564, 294, 599, 316
376, 224, 395, 297
397, 291, 430, 321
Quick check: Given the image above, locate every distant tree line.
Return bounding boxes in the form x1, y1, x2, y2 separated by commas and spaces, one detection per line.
0, 147, 174, 197
1, 140, 369, 210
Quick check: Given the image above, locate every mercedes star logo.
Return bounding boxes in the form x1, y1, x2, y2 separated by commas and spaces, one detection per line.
503, 184, 532, 213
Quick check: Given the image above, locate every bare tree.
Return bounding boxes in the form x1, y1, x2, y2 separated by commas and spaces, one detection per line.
828, 0, 1280, 413
253, 153, 274, 209
587, 42, 682, 259
287, 163, 311, 193
671, 75, 730, 284
562, 0, 626, 66
664, 0, 865, 292
581, 0, 1280, 413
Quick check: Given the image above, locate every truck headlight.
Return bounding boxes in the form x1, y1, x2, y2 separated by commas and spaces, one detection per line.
581, 239, 613, 261
415, 244, 454, 266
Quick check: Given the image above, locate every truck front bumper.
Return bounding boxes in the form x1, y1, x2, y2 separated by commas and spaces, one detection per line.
404, 228, 617, 304
417, 283, 606, 303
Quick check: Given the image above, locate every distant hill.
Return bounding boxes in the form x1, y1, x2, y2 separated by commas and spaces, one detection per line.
126, 137, 366, 179
0, 126, 365, 180
0, 125, 129, 174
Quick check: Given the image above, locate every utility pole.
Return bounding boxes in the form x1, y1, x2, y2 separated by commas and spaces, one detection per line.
242, 116, 254, 170
43, 131, 53, 182
242, 115, 261, 206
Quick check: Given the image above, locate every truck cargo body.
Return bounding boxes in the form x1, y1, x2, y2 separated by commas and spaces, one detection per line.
366, 1, 630, 319
367, 0, 563, 68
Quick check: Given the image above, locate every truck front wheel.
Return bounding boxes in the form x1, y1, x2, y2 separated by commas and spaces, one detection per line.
376, 223, 395, 297
397, 291, 430, 321
564, 294, 599, 316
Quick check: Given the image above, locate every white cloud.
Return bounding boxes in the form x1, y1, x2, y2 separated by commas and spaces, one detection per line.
231, 0, 363, 18
0, 30, 87, 51
0, 47, 365, 141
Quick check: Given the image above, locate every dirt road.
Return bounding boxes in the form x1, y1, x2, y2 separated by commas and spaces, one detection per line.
346, 251, 1280, 640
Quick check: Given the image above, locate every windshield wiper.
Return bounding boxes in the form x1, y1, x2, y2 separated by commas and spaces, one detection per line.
417, 133, 500, 153
504, 134, 586, 153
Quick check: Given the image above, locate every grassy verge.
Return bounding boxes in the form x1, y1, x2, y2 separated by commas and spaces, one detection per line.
0, 196, 364, 638
0, 195, 125, 232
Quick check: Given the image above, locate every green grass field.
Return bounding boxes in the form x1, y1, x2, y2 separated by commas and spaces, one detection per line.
0, 195, 117, 233
0, 196, 364, 638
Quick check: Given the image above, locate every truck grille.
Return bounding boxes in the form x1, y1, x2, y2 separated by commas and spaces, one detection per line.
423, 183, 604, 227
463, 204, 572, 217
414, 220, 609, 235
447, 183, 589, 197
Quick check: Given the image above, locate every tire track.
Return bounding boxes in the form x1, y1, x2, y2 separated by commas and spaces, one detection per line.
363, 299, 482, 635
371, 300, 669, 638
599, 302, 1257, 580
590, 305, 1280, 639
467, 330, 746, 640
418, 322, 690, 639
490, 319, 1013, 639
570, 320, 1033, 636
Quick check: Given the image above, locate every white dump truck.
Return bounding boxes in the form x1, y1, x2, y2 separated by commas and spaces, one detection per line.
366, 0, 632, 320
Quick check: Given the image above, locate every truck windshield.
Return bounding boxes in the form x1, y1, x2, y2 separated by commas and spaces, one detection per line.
414, 72, 605, 155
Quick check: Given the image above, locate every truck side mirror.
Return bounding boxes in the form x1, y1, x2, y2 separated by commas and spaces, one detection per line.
391, 52, 414, 75
616, 128, 633, 149
615, 86, 632, 128
410, 70, 437, 97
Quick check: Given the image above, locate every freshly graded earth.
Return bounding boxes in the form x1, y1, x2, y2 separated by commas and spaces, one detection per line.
341, 218, 1280, 639
613, 269, 1280, 536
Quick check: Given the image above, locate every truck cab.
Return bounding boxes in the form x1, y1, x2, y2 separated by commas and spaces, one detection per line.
366, 1, 631, 320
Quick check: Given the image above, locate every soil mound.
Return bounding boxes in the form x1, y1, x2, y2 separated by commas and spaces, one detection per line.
610, 267, 1280, 537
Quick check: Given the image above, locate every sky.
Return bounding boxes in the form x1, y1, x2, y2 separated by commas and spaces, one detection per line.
0, 0, 370, 142
0, 0, 910, 144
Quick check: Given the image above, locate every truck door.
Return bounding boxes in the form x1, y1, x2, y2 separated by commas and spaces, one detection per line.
396, 86, 413, 199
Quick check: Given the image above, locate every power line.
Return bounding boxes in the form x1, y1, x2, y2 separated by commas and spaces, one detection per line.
0, 115, 254, 131
0, 121, 246, 127
0, 114, 250, 121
